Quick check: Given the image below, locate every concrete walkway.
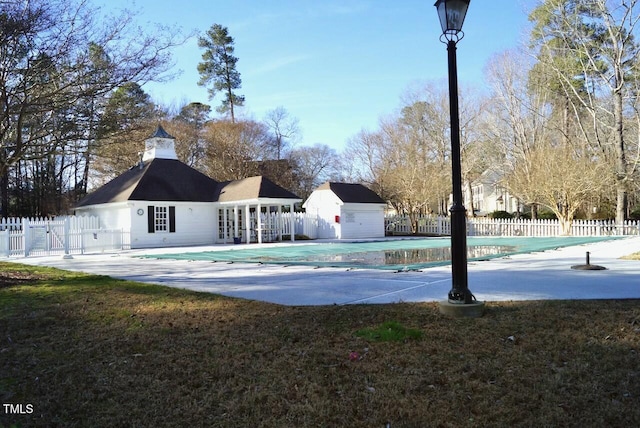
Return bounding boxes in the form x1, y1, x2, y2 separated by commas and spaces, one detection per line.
13, 236, 640, 306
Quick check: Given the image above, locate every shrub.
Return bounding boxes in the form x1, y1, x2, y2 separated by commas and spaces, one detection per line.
488, 210, 513, 219
537, 211, 558, 220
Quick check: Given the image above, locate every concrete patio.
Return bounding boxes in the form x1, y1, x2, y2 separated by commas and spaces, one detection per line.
13, 236, 640, 306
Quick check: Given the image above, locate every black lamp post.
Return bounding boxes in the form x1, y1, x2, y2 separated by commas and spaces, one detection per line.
434, 0, 477, 306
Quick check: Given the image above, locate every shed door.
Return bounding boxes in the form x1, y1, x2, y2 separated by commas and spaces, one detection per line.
341, 210, 384, 239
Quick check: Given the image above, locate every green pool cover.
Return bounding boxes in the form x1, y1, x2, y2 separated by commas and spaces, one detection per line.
139, 236, 621, 271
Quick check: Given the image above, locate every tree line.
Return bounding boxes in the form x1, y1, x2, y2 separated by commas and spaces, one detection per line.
0, 0, 341, 217
2, 0, 639, 230
344, 0, 640, 233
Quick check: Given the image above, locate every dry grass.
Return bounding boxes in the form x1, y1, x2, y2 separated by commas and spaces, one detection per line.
622, 251, 640, 260
1, 261, 639, 427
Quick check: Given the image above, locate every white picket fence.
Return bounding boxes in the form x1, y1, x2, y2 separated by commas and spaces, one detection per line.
0, 216, 130, 257
289, 212, 319, 239
244, 212, 639, 240
385, 215, 640, 237
225, 211, 318, 242
4, 213, 636, 258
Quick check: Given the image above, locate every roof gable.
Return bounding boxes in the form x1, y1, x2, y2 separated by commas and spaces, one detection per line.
317, 182, 385, 204
217, 176, 300, 203
472, 168, 504, 187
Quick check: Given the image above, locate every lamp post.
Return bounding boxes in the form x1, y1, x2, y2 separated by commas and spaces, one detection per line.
434, 0, 483, 316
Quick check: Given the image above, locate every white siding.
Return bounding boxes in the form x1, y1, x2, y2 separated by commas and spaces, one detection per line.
128, 202, 217, 249
340, 204, 385, 239
78, 201, 217, 249
303, 191, 386, 239
302, 189, 342, 239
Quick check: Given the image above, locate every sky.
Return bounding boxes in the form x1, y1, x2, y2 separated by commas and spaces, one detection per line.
96, 0, 537, 151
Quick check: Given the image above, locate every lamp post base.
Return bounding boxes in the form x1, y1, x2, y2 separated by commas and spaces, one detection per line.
438, 300, 485, 318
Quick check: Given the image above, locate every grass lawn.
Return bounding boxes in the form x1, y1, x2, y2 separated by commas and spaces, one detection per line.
1, 261, 639, 427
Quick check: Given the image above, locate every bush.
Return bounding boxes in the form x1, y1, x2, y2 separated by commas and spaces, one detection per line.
281, 234, 312, 241
537, 211, 558, 219
630, 207, 640, 220
488, 210, 513, 219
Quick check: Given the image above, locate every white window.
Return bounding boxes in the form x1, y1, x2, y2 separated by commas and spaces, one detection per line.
147, 205, 175, 233
155, 206, 168, 232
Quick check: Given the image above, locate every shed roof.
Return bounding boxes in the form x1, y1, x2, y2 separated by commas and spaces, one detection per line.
76, 158, 219, 207
316, 182, 385, 204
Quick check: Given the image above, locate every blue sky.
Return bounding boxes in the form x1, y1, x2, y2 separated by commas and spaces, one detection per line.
97, 0, 537, 151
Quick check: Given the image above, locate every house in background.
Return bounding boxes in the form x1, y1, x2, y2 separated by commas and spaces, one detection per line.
464, 169, 520, 216
75, 126, 301, 248
303, 182, 386, 239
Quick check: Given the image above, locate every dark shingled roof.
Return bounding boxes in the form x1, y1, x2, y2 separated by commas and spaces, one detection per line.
317, 182, 385, 204
217, 176, 300, 202
76, 158, 219, 207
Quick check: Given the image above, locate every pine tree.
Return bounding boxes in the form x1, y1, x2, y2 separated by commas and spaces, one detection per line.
197, 24, 245, 123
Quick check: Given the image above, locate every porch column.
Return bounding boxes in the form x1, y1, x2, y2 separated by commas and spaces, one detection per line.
233, 205, 239, 240
244, 204, 250, 243
63, 216, 72, 259
257, 204, 263, 244
290, 203, 295, 242
223, 208, 228, 244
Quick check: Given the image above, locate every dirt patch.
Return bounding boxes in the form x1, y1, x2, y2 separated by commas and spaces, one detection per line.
0, 269, 49, 288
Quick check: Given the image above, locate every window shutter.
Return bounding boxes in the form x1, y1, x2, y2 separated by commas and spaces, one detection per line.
148, 206, 155, 233
169, 206, 176, 233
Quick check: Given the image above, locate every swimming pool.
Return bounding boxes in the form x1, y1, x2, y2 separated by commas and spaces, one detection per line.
141, 236, 621, 271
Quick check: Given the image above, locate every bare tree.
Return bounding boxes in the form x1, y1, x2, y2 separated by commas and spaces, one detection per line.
289, 144, 338, 199
530, 0, 640, 222
507, 140, 611, 233
487, 47, 613, 230
484, 49, 551, 218
264, 106, 300, 160
200, 119, 271, 181
378, 117, 435, 231
399, 84, 451, 215
0, 0, 182, 215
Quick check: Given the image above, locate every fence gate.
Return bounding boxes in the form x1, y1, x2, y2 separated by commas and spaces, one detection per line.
0, 216, 128, 257
23, 220, 67, 256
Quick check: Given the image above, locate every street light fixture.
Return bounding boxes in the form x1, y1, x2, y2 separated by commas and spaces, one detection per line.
435, 0, 470, 41
434, 0, 483, 316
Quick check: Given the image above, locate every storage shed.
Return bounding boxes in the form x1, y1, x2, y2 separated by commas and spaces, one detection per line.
303, 182, 386, 239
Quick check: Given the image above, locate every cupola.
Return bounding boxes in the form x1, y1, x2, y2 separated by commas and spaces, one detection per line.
141, 124, 178, 161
